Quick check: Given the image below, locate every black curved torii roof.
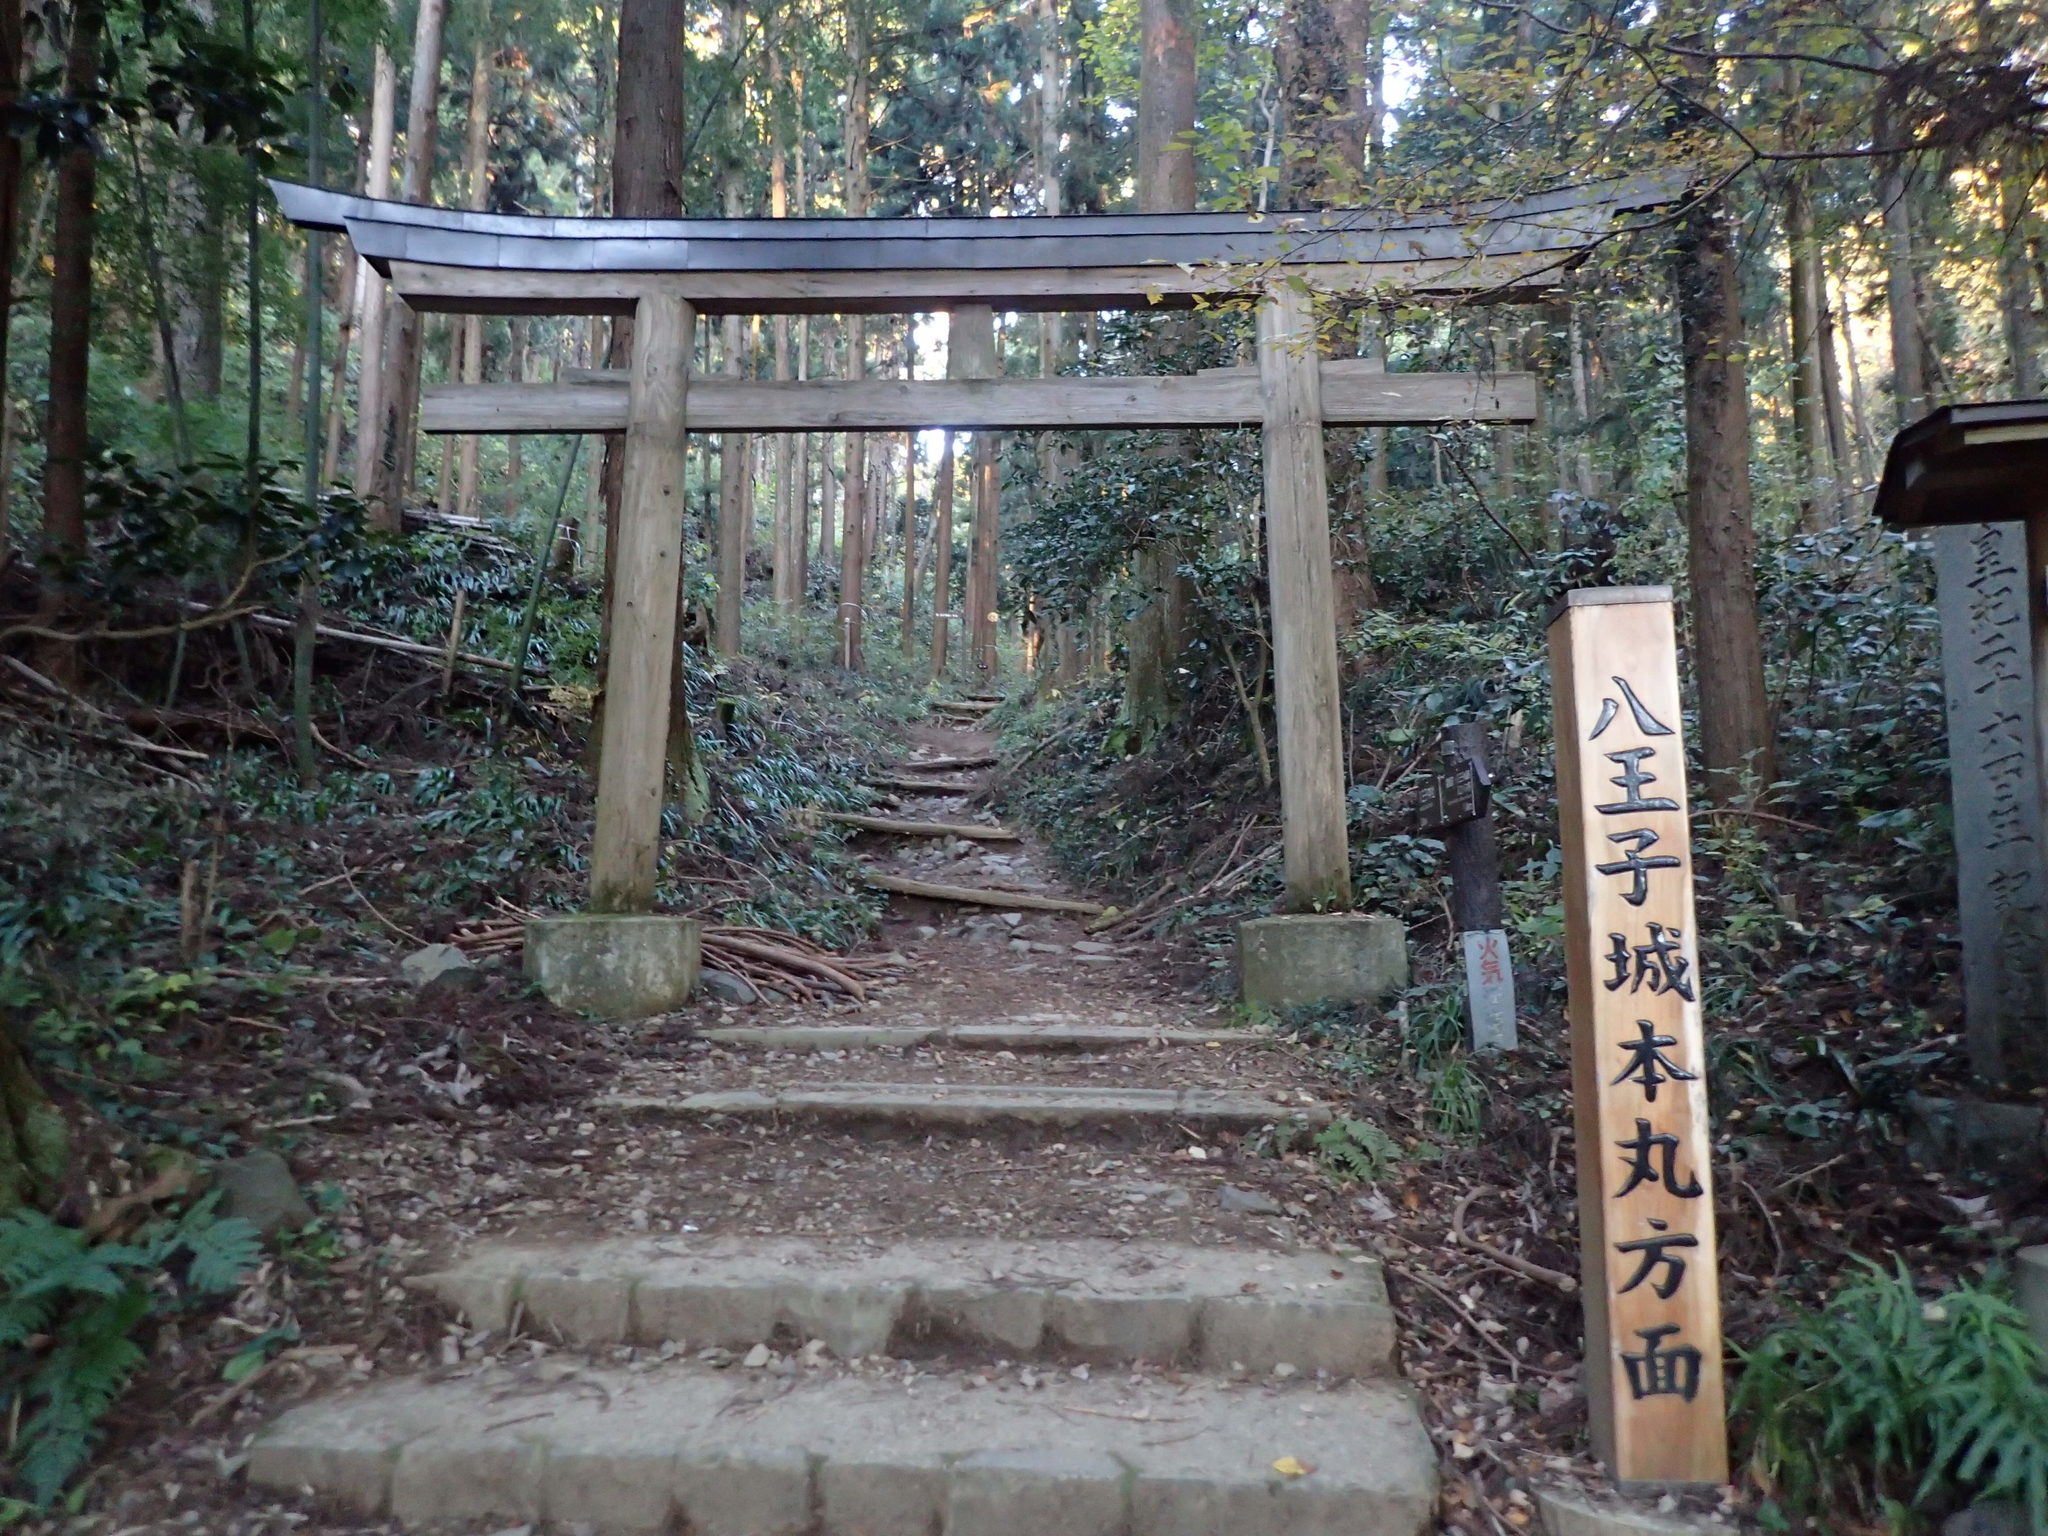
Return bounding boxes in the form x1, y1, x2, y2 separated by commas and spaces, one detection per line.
271, 170, 1684, 315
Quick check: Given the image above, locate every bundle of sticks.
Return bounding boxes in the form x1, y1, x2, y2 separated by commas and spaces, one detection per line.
447, 900, 901, 1003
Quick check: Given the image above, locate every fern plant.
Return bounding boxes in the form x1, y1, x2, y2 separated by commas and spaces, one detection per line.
1313, 1117, 1404, 1184
1, 1196, 260, 1505
1734, 1259, 2048, 1533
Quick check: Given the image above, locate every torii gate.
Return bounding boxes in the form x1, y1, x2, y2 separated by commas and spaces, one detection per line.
276, 174, 1674, 1015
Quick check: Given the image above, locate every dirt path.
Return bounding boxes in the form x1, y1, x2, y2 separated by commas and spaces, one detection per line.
63, 719, 1413, 1536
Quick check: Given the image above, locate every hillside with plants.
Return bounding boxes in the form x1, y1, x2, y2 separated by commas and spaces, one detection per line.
1, 0, 2047, 1530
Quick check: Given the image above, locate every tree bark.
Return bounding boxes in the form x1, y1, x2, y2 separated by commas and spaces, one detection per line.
1674, 188, 1776, 796
599, 0, 696, 808
351, 35, 399, 496
715, 302, 750, 655
1274, 0, 1369, 206
1136, 0, 1196, 213
39, 0, 107, 674
836, 3, 871, 668
769, 24, 797, 609
370, 0, 448, 529
1876, 132, 1928, 424
930, 428, 956, 679
454, 34, 493, 519
1784, 167, 1834, 527
2000, 169, 2045, 398
0, 0, 21, 469
1123, 0, 1197, 740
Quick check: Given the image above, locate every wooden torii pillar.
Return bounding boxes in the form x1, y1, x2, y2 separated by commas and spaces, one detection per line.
272, 175, 1675, 989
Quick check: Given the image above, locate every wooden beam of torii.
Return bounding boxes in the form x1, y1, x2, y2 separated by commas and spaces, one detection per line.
274, 173, 1676, 921
419, 364, 1540, 435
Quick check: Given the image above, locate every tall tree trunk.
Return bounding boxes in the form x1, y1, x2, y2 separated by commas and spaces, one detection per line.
715, 313, 750, 654
454, 33, 493, 519
835, 4, 870, 668
1675, 187, 1776, 796
1876, 131, 1928, 424
930, 429, 956, 678
600, 0, 697, 810
1785, 167, 1834, 527
768, 26, 797, 610
0, 0, 21, 483
954, 307, 1001, 680
1136, 0, 1196, 211
505, 319, 524, 512
351, 35, 399, 496
2000, 170, 2045, 398
370, 0, 448, 529
38, 0, 107, 674
1124, 0, 1196, 740
1274, 0, 1368, 206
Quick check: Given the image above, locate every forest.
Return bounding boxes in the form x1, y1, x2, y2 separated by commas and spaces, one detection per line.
0, 0, 2046, 1531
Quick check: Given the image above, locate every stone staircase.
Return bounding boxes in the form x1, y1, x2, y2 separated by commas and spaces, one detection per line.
247, 733, 1440, 1534
251, 1227, 1436, 1533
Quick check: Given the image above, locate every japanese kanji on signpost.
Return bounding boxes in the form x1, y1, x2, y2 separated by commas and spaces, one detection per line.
1548, 587, 1727, 1488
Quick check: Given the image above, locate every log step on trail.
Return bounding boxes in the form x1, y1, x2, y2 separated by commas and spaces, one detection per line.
932, 699, 998, 714
598, 1082, 1333, 1131
695, 1021, 1269, 1053
867, 774, 979, 793
893, 754, 996, 771
860, 871, 1106, 915
826, 813, 1019, 840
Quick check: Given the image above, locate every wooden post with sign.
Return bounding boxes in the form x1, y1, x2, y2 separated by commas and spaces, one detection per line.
1549, 586, 1726, 1489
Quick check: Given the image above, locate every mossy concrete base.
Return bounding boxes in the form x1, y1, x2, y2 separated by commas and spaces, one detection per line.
525, 914, 701, 1018
1238, 913, 1409, 1010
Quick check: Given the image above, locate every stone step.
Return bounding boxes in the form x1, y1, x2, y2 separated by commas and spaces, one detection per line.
696, 1022, 1269, 1053
415, 1237, 1395, 1377
250, 1360, 1436, 1536
597, 1082, 1332, 1131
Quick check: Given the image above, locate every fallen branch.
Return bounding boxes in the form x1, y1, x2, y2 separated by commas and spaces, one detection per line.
1449, 1190, 1578, 1296
202, 604, 520, 673
825, 813, 1018, 840
861, 871, 1107, 916
702, 934, 869, 1001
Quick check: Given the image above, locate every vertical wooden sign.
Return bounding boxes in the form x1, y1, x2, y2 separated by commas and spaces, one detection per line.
1548, 587, 1727, 1488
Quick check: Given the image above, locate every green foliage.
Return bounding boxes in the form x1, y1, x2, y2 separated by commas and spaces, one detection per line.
0, 1196, 260, 1506
1734, 1262, 2048, 1533
1313, 1117, 1403, 1184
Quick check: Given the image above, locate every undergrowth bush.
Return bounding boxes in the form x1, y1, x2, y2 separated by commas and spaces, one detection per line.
0, 1198, 260, 1509
1734, 1260, 2048, 1532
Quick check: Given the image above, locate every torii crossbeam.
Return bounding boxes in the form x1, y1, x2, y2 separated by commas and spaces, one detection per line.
276, 174, 1674, 995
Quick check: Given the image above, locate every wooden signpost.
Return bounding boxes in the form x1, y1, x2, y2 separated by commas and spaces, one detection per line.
1548, 587, 1726, 1488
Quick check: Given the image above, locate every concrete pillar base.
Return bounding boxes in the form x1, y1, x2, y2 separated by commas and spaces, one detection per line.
2019, 1245, 2048, 1358
525, 914, 701, 1018
1238, 913, 1409, 1010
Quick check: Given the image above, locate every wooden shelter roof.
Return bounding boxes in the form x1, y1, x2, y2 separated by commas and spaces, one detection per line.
270, 171, 1683, 315
1874, 400, 2048, 527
